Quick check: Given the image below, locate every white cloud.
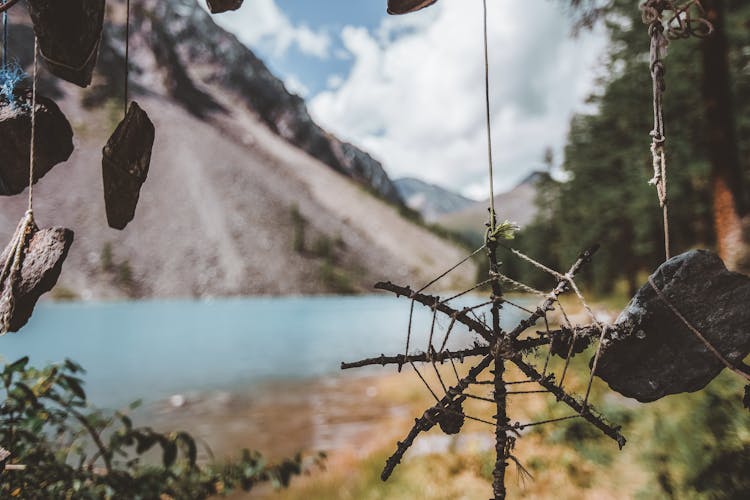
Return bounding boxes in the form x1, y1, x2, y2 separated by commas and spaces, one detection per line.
309, 1, 607, 198
203, 0, 331, 59
326, 74, 344, 90
284, 74, 310, 97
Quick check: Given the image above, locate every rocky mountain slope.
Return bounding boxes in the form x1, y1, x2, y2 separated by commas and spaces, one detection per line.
0, 0, 475, 299
437, 173, 542, 245
394, 178, 475, 222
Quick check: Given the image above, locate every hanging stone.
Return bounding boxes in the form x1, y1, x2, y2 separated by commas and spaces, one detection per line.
206, 0, 244, 14
594, 250, 750, 402
27, 0, 105, 88
387, 0, 438, 15
102, 101, 155, 230
437, 396, 466, 435
0, 218, 74, 334
0, 89, 74, 196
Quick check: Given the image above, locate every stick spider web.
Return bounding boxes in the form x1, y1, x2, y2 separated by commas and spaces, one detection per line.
342, 230, 627, 499
342, 3, 626, 497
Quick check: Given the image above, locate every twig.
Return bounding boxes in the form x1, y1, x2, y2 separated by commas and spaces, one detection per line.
381, 355, 493, 481
375, 282, 495, 342
512, 357, 626, 448
341, 345, 490, 370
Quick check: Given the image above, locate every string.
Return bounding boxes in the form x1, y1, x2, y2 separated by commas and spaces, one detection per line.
124, 0, 130, 116
643, 1, 673, 261
403, 244, 486, 364
28, 38, 37, 213
2, 0, 7, 69
482, 0, 496, 230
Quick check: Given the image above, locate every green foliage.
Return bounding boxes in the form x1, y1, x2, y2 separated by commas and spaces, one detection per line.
635, 374, 750, 499
318, 261, 357, 294
511, 0, 750, 294
290, 205, 307, 254
0, 358, 304, 498
101, 242, 139, 297
487, 220, 520, 242
101, 243, 115, 272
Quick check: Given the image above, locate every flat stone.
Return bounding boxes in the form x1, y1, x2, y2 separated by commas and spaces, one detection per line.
102, 101, 155, 230
28, 0, 105, 88
0, 220, 74, 333
595, 250, 750, 402
206, 0, 244, 13
388, 0, 438, 15
0, 90, 74, 196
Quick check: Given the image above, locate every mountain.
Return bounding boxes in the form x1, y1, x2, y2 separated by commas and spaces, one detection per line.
394, 178, 475, 222
0, 0, 475, 299
437, 172, 542, 245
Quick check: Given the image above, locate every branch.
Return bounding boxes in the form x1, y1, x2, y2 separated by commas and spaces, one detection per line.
49, 395, 113, 474
541, 325, 601, 339
382, 354, 494, 481
341, 345, 490, 370
511, 357, 626, 449
506, 245, 599, 339
375, 282, 494, 342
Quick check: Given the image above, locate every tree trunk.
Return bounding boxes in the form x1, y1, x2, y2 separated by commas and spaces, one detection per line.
702, 0, 747, 268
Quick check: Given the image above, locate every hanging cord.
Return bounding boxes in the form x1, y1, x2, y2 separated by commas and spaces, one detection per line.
1, 40, 39, 335
28, 38, 38, 213
2, 0, 7, 69
648, 276, 750, 382
482, 0, 496, 231
123, 0, 130, 116
643, 3, 671, 260
642, 1, 713, 261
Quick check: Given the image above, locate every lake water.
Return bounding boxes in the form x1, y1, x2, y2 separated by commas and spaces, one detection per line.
0, 295, 529, 409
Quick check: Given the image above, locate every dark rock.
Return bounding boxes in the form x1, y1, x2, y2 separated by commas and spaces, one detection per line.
102, 101, 155, 230
0, 218, 74, 333
0, 89, 74, 196
437, 396, 466, 435
595, 250, 750, 402
550, 327, 592, 358
206, 0, 243, 13
27, 0, 105, 87
744, 385, 750, 411
388, 0, 438, 15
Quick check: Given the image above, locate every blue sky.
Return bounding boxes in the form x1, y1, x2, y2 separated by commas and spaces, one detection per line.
203, 0, 608, 200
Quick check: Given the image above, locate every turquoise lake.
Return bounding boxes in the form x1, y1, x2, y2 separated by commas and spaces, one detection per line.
0, 296, 529, 409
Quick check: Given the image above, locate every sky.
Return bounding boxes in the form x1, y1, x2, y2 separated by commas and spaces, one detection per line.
202, 0, 609, 200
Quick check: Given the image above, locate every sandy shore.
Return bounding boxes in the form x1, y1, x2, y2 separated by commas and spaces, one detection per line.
147, 371, 413, 464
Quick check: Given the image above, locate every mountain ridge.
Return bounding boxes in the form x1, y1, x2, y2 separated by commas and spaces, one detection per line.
437, 173, 542, 245
394, 177, 475, 222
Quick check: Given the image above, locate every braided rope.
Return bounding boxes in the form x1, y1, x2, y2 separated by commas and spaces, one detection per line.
645, 7, 671, 259
28, 38, 37, 212
642, 0, 713, 260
